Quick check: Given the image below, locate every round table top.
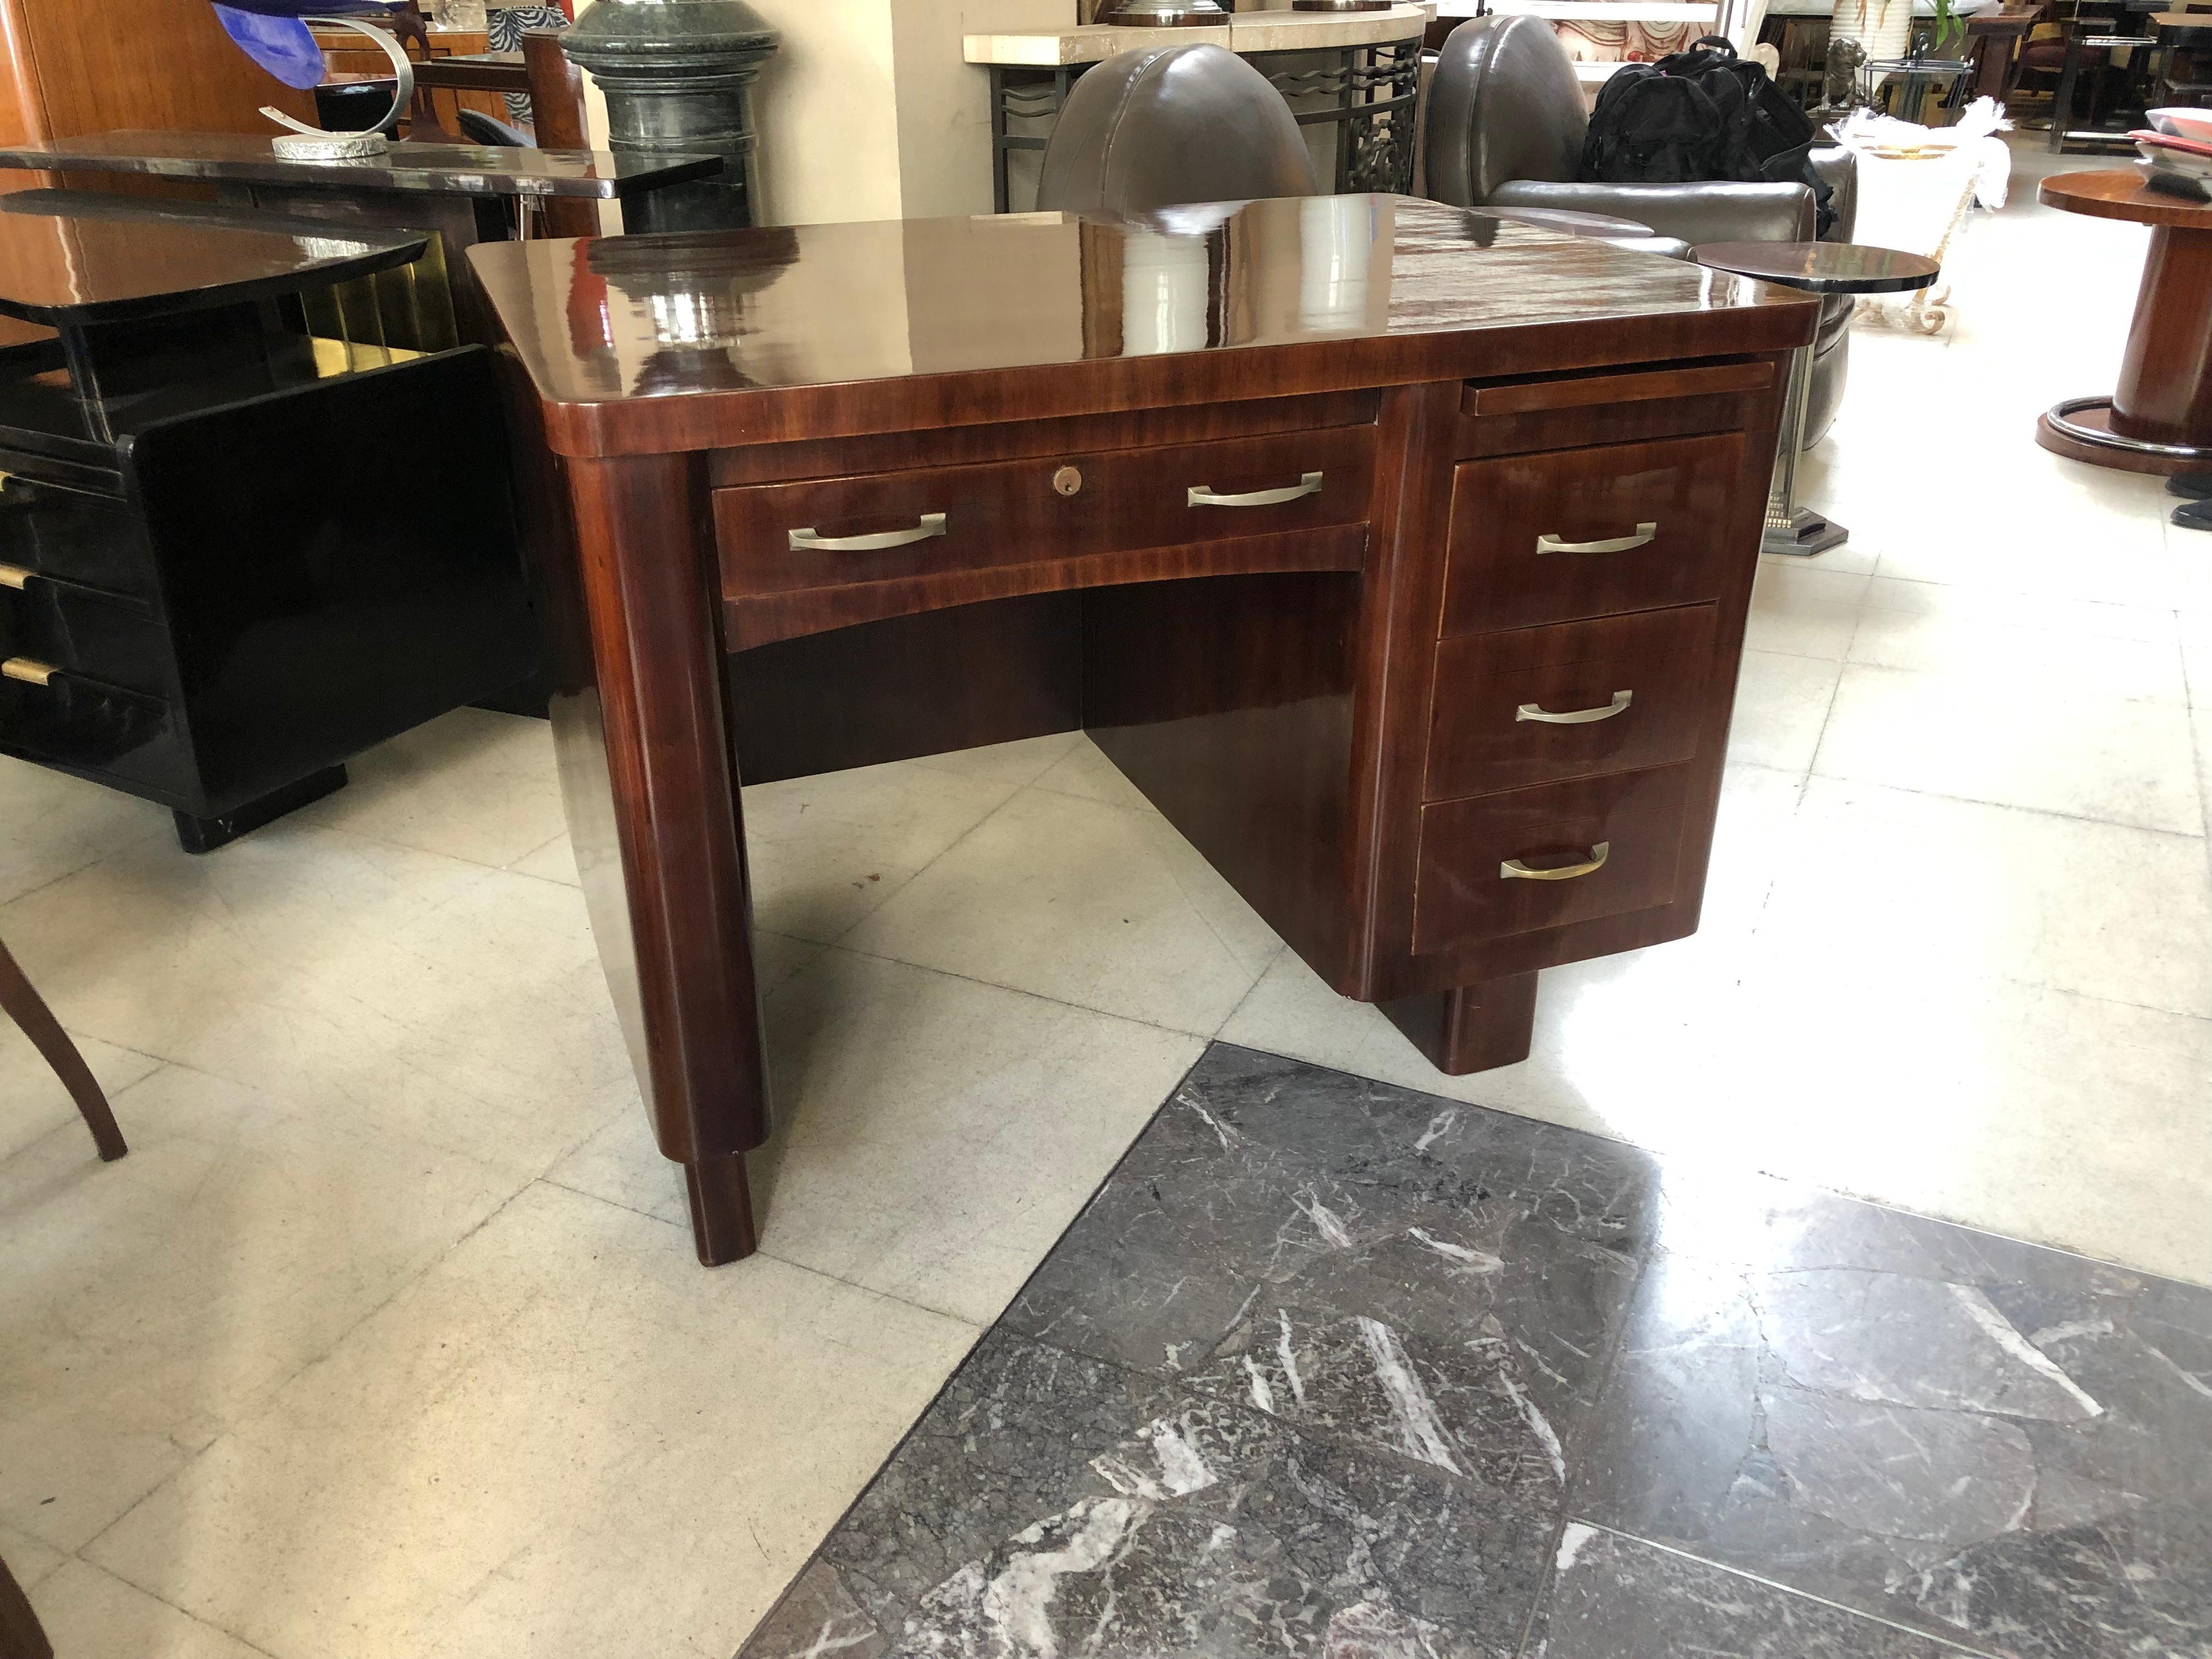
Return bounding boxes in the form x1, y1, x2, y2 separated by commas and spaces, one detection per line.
2040, 169, 2212, 225
1689, 241, 1942, 293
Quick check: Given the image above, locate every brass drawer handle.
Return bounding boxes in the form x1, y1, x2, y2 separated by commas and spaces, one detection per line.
788, 512, 947, 553
1501, 841, 1610, 882
0, 562, 30, 590
1537, 522, 1657, 555
2, 656, 55, 687
1188, 472, 1323, 509
1517, 690, 1633, 725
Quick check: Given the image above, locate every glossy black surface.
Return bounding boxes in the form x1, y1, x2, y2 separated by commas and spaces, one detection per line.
1690, 240, 1943, 294
0, 130, 721, 199
741, 1046, 2212, 1659
0, 207, 421, 325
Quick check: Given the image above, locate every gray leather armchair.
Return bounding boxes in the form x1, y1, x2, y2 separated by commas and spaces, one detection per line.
1038, 44, 1321, 216
1424, 15, 1859, 446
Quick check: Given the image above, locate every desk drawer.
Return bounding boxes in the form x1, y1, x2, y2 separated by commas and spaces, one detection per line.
0, 473, 154, 600
715, 427, 1375, 601
1412, 765, 1693, 955
1440, 432, 1745, 636
0, 578, 172, 698
1425, 605, 1715, 801
0, 664, 188, 798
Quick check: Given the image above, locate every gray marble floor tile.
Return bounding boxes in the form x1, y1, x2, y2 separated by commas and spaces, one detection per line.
742, 1324, 1555, 1659
1530, 1527, 1981, 1657
1574, 1169, 2212, 1659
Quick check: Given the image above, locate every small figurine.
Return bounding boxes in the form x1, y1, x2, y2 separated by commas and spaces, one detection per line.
1823, 35, 1869, 111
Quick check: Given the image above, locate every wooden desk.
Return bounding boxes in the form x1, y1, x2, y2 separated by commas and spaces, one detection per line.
472, 196, 1818, 1266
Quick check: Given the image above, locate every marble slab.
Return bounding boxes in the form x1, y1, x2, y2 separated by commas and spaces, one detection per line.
737, 1047, 2212, 1659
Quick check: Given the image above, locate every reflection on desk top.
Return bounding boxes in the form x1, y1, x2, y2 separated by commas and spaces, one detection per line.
0, 131, 722, 200
0, 208, 425, 326
472, 195, 1820, 457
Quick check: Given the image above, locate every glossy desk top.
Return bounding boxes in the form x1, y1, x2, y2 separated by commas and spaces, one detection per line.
0, 131, 721, 200
472, 195, 1821, 458
0, 208, 425, 326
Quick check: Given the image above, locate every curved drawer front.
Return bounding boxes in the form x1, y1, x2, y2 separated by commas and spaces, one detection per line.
1412, 765, 1694, 956
714, 426, 1376, 602
1441, 432, 1745, 636
0, 474, 153, 600
0, 669, 185, 798
1425, 604, 1716, 801
0, 578, 171, 698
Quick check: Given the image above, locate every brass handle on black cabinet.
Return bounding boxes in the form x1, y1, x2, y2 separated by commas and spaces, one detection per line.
0, 562, 30, 591
788, 512, 947, 553
2, 656, 55, 687
1501, 842, 1609, 882
1188, 472, 1323, 509
1517, 690, 1633, 725
1537, 522, 1657, 555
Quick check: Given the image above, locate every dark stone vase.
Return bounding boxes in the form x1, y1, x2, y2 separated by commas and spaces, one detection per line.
560, 0, 780, 233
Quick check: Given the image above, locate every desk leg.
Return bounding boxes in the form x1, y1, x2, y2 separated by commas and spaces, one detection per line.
1762, 342, 1848, 555
1379, 975, 1540, 1076
562, 454, 770, 1266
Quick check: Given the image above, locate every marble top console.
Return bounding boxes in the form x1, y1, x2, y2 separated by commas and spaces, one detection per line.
965, 3, 1431, 67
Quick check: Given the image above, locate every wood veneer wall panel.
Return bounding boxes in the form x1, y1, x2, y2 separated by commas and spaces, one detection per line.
14, 0, 315, 140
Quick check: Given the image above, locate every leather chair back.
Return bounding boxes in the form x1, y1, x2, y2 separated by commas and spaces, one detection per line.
1037, 44, 1321, 215
1425, 14, 1585, 208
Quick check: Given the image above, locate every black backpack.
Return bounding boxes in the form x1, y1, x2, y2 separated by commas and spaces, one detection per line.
1581, 37, 1836, 235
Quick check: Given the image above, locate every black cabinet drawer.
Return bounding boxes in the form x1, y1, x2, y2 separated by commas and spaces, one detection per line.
0, 579, 173, 698
0, 667, 190, 800
0, 471, 155, 599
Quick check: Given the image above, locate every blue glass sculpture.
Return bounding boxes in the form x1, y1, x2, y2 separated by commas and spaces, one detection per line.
211, 1, 403, 89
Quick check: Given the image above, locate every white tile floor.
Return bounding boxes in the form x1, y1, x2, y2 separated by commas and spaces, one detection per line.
3, 135, 2209, 1656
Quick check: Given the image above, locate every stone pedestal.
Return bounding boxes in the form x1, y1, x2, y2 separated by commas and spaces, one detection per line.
562, 0, 778, 233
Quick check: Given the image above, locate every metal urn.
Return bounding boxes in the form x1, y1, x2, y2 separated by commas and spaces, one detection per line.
560, 0, 779, 233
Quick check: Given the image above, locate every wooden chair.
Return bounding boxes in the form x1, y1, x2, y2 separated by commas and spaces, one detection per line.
0, 1553, 51, 1659
0, 938, 124, 1163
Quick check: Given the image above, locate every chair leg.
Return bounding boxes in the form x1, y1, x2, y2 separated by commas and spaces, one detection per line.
0, 1552, 53, 1659
0, 940, 125, 1162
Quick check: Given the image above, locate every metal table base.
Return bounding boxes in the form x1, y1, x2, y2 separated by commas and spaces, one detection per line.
1763, 340, 1846, 555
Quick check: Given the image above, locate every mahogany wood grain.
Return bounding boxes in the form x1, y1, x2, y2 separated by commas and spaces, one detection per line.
1412, 764, 1696, 955
523, 30, 600, 241
564, 452, 767, 1266
716, 425, 1376, 607
0, 935, 124, 1161
1425, 605, 1717, 801
3, 0, 316, 143
707, 392, 1381, 488
1460, 359, 1774, 417
1379, 973, 1539, 1076
1439, 432, 1747, 637
480, 198, 1805, 1265
729, 596, 1082, 785
725, 527, 1368, 653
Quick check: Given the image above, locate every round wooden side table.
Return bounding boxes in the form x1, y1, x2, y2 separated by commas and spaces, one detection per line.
2037, 170, 2212, 473
1691, 240, 1941, 554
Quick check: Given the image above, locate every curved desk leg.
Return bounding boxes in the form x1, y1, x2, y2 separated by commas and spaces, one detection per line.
0, 939, 126, 1163
560, 453, 770, 1266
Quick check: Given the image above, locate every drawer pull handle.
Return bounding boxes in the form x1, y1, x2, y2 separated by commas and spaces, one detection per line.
1188, 472, 1323, 509
2, 656, 55, 687
0, 562, 30, 591
1517, 690, 1633, 725
1501, 842, 1610, 882
789, 512, 947, 553
1537, 522, 1657, 556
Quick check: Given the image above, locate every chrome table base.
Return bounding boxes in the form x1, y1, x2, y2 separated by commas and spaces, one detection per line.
1762, 339, 1840, 556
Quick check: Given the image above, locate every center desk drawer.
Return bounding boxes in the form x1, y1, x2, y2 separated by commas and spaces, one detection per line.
1426, 605, 1716, 800
1441, 432, 1746, 636
1413, 765, 1693, 956
715, 427, 1376, 600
